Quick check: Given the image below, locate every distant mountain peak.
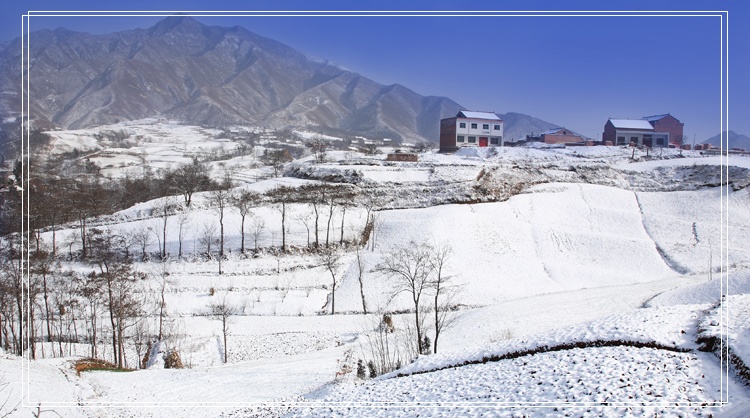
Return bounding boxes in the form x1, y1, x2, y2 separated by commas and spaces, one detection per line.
0, 16, 561, 152
702, 130, 750, 150
147, 15, 203, 36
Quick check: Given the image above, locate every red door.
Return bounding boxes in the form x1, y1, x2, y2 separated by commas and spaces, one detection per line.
479, 137, 488, 147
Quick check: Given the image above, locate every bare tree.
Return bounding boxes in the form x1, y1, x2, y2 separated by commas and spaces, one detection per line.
376, 242, 434, 357
199, 221, 218, 256
262, 149, 291, 177
131, 319, 151, 370
249, 218, 266, 253
428, 243, 458, 354
152, 261, 173, 341
29, 254, 59, 356
298, 184, 326, 249
323, 185, 355, 248
168, 159, 212, 207
176, 207, 191, 259
209, 188, 231, 259
359, 311, 407, 378
320, 247, 341, 315
337, 188, 357, 245
156, 197, 177, 259
295, 211, 314, 249
130, 225, 152, 261
77, 271, 103, 359
266, 186, 299, 252
88, 228, 145, 368
308, 135, 329, 164
355, 246, 368, 315
210, 295, 236, 363
359, 193, 383, 249
232, 190, 261, 253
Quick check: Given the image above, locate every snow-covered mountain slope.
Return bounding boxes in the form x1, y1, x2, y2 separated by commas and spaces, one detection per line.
335, 182, 742, 311
5, 145, 750, 417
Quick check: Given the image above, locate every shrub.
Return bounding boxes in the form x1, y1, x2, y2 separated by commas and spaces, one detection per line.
164, 349, 184, 369
357, 359, 366, 380
420, 336, 431, 355
141, 341, 152, 369
74, 358, 132, 375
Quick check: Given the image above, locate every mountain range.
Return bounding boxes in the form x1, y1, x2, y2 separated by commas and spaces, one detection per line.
0, 16, 560, 155
701, 131, 750, 151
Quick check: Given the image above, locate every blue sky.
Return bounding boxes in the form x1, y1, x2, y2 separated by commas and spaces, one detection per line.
2, 0, 748, 142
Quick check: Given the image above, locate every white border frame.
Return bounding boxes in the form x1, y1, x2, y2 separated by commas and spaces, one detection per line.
18, 9, 730, 414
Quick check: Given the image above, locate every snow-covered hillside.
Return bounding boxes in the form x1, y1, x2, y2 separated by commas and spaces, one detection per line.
3, 140, 750, 417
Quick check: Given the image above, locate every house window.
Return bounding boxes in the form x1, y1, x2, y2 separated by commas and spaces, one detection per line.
457, 136, 465, 143
471, 123, 478, 129
468, 136, 476, 143
656, 137, 665, 146
617, 136, 626, 144
494, 125, 501, 130
630, 136, 638, 143
483, 124, 490, 130
490, 137, 499, 145
459, 122, 466, 128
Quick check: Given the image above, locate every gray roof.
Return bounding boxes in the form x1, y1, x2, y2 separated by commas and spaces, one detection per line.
541, 127, 565, 135
642, 114, 670, 122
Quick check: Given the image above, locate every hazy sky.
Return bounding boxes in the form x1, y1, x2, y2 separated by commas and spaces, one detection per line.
2, 0, 747, 142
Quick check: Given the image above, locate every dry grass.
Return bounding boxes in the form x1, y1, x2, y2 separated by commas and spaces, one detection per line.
73, 358, 134, 375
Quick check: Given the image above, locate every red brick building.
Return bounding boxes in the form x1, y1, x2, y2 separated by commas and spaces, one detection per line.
540, 127, 586, 144
440, 111, 504, 152
643, 114, 685, 147
602, 114, 683, 147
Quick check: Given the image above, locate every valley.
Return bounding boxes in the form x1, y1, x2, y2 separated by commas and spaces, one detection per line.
2, 123, 749, 417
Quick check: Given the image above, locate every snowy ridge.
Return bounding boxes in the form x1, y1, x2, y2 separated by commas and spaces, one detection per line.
5, 143, 750, 417
380, 304, 705, 379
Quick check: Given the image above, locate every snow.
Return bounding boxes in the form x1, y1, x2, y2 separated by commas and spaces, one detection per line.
608, 119, 655, 130
458, 111, 501, 120
7, 127, 750, 417
293, 131, 344, 142
617, 155, 750, 171
291, 303, 748, 417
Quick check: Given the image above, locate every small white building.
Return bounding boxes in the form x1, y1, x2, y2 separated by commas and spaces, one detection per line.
440, 111, 504, 152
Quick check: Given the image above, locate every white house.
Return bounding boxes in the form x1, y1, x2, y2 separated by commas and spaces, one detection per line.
440, 111, 504, 152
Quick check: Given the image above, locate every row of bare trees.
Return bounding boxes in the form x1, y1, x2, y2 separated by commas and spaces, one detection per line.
1, 158, 222, 262
0, 229, 148, 370
361, 241, 460, 377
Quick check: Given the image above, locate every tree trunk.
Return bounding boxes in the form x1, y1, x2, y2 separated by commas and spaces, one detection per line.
313, 204, 320, 249
79, 215, 87, 258
42, 274, 53, 349
240, 214, 246, 253
222, 317, 228, 363
326, 202, 334, 247
105, 271, 118, 365
434, 292, 440, 354
162, 216, 167, 258
356, 250, 367, 315
219, 212, 224, 257
280, 202, 286, 252
340, 206, 346, 245
329, 270, 336, 315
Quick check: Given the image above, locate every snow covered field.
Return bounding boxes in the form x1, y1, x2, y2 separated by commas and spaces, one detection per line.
3, 126, 750, 417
